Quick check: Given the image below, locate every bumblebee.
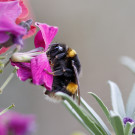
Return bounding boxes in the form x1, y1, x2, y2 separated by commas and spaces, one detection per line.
45, 43, 81, 104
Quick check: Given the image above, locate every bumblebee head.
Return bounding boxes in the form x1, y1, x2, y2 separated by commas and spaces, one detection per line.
47, 43, 67, 58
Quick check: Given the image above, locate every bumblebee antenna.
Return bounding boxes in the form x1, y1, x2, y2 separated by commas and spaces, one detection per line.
71, 60, 80, 105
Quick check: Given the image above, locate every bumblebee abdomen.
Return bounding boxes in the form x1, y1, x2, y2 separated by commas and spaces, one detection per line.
66, 82, 78, 94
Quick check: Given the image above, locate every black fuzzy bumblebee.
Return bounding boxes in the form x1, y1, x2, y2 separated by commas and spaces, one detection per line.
45, 43, 81, 104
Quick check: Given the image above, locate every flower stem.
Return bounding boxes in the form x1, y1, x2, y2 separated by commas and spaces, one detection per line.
0, 104, 15, 115
0, 68, 17, 94
3, 46, 20, 69
0, 56, 6, 59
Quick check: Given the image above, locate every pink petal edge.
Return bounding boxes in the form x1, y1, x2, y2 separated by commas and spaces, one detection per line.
34, 22, 58, 51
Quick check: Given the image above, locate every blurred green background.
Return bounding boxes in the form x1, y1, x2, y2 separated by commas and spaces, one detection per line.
1, 0, 135, 134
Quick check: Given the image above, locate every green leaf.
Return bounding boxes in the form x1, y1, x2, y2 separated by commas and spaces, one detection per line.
120, 56, 135, 74
108, 81, 126, 118
124, 122, 134, 135
88, 92, 110, 122
80, 97, 111, 135
63, 100, 94, 135
110, 111, 124, 135
56, 92, 103, 135
126, 84, 135, 118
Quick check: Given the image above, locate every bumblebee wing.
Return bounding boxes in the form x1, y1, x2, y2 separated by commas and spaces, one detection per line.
71, 60, 80, 105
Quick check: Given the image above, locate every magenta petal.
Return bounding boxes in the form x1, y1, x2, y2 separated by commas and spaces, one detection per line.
0, 111, 36, 135
31, 53, 53, 90
34, 22, 58, 51
0, 32, 10, 43
11, 61, 32, 81
0, 1, 26, 42
34, 30, 45, 49
0, 1, 22, 21
0, 16, 26, 35
0, 123, 7, 135
8, 113, 36, 135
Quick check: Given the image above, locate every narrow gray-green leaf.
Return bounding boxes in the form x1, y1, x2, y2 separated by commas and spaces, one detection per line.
56, 92, 103, 135
124, 122, 134, 135
120, 56, 135, 74
88, 92, 110, 122
108, 81, 126, 118
63, 100, 94, 135
126, 84, 135, 118
80, 97, 111, 135
110, 111, 124, 135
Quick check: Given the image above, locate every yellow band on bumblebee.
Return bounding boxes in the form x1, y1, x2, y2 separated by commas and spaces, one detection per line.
66, 82, 78, 94
67, 48, 76, 58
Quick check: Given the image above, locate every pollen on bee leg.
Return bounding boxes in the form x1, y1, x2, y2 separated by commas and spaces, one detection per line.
66, 82, 78, 94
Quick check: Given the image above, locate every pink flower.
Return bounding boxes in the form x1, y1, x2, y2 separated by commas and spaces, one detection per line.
0, 0, 29, 21
11, 62, 31, 81
0, 0, 36, 54
0, 0, 36, 38
0, 111, 36, 135
0, 1, 26, 41
0, 1, 26, 54
0, 123, 7, 135
15, 0, 36, 39
11, 23, 58, 90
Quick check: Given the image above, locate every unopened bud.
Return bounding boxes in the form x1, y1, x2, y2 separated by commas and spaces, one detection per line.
11, 53, 32, 62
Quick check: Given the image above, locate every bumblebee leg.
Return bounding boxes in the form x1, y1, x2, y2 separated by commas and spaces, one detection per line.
44, 69, 63, 76
73, 94, 75, 100
44, 69, 55, 76
53, 53, 66, 63
53, 69, 64, 76
72, 60, 80, 105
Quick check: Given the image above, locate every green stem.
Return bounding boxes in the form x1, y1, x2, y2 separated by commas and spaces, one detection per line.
4, 59, 10, 68
0, 68, 17, 94
4, 46, 20, 68
0, 104, 15, 115
0, 56, 6, 59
